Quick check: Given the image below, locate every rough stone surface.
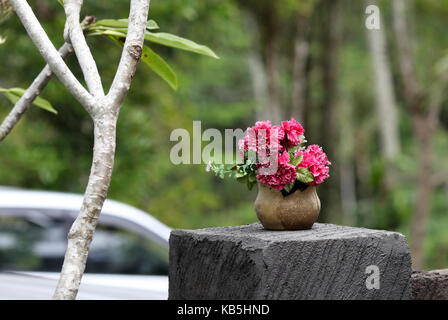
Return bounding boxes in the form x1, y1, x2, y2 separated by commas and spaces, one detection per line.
169, 222, 412, 300
412, 269, 448, 300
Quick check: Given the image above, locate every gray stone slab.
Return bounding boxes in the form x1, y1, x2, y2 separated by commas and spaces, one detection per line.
169, 222, 412, 300
412, 269, 448, 300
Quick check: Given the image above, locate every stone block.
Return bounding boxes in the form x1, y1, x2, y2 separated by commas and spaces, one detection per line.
412, 269, 448, 300
169, 223, 412, 300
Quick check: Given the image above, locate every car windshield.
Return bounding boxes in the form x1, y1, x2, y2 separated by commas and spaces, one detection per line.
0, 212, 169, 275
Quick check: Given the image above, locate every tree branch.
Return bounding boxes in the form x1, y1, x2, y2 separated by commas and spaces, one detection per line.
9, 0, 95, 112
291, 13, 310, 124
392, 0, 425, 115
53, 112, 118, 300
365, 0, 401, 160
107, 0, 150, 109
52, 0, 150, 300
0, 43, 71, 141
0, 16, 95, 142
64, 0, 104, 98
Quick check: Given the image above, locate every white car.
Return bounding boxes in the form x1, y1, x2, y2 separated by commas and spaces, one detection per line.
0, 187, 171, 300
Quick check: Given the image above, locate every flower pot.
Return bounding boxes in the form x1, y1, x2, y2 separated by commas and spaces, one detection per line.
254, 183, 320, 230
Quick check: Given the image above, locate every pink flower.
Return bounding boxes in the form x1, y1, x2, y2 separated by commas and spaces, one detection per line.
251, 120, 279, 153
256, 151, 296, 190
295, 144, 331, 186
278, 151, 290, 165
253, 120, 272, 131
256, 163, 297, 190
281, 117, 305, 147
238, 121, 283, 158
234, 119, 331, 190
272, 125, 285, 141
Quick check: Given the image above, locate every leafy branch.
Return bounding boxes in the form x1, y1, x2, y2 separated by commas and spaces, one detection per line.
207, 160, 258, 190
86, 18, 219, 91
0, 87, 57, 114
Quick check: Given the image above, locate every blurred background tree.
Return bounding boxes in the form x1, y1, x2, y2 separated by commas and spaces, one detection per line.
1, 0, 448, 270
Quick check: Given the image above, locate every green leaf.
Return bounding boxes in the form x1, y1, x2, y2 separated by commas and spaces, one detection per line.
283, 181, 295, 193
0, 87, 57, 114
248, 174, 256, 183
87, 22, 217, 88
235, 171, 246, 178
3, 92, 19, 104
247, 179, 256, 190
146, 20, 159, 30
236, 175, 247, 184
296, 168, 314, 183
92, 18, 159, 30
291, 154, 303, 167
140, 46, 178, 91
108, 37, 178, 91
88, 29, 127, 38
288, 145, 301, 155
145, 32, 219, 59
94, 19, 129, 28
244, 172, 257, 190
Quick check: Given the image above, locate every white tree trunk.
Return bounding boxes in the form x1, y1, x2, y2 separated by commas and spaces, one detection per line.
248, 48, 269, 121
391, 0, 444, 269
338, 98, 357, 225
9, 0, 150, 299
53, 0, 150, 299
265, 33, 281, 123
291, 14, 310, 124
244, 12, 269, 121
365, 0, 401, 160
53, 112, 117, 299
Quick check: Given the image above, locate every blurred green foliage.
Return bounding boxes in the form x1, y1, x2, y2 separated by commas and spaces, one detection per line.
0, 0, 447, 269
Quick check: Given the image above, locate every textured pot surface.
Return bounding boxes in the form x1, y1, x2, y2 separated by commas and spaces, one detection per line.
254, 183, 320, 230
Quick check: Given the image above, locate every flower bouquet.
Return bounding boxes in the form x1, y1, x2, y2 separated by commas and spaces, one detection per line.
208, 117, 331, 230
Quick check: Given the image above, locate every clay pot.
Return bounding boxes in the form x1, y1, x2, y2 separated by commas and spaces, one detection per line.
254, 183, 320, 230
